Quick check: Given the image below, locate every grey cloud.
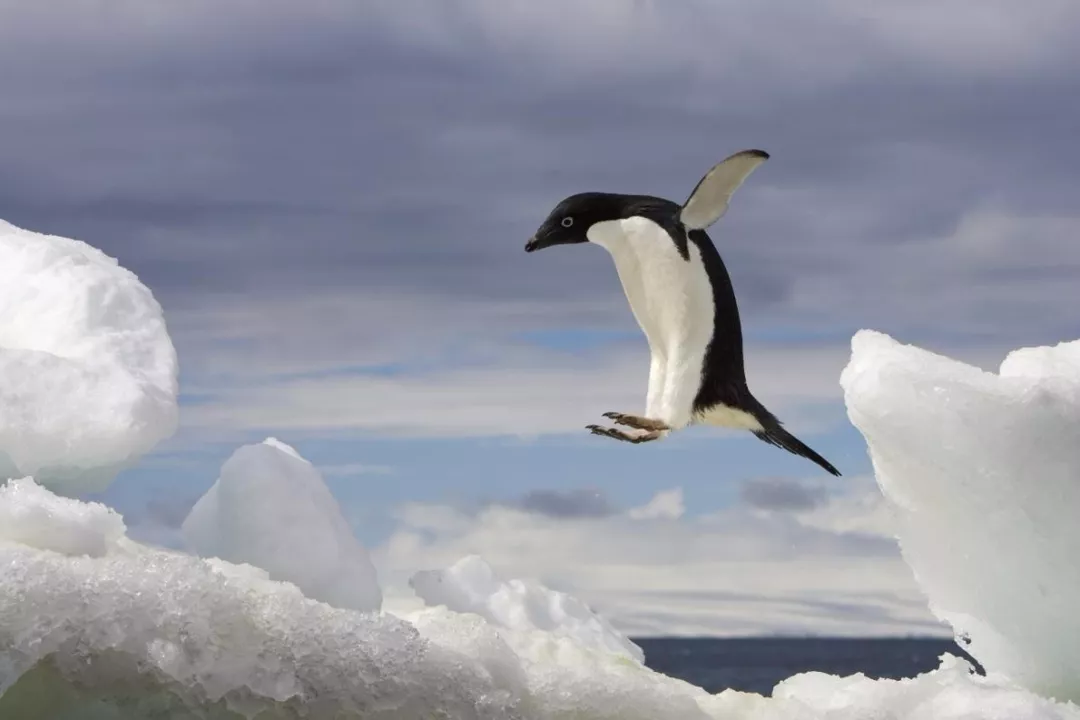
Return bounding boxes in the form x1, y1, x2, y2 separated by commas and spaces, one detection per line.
740, 477, 828, 512
1, 1, 1078, 427
515, 488, 614, 519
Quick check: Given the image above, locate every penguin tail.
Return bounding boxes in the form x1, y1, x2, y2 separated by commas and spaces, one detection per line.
746, 399, 841, 477
752, 423, 841, 477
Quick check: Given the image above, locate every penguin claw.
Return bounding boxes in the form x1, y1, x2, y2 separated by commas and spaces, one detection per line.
601, 412, 670, 432
585, 424, 661, 444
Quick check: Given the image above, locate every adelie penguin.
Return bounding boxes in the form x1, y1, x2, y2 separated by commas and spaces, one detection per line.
525, 149, 841, 477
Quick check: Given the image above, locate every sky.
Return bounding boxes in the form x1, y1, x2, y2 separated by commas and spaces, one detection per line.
1, 0, 1078, 637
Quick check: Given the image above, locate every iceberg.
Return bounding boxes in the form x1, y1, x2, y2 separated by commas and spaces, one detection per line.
0, 480, 520, 719
0, 219, 179, 494
841, 330, 1080, 704
182, 437, 383, 613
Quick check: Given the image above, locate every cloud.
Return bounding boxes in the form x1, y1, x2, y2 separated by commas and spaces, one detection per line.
374, 477, 944, 636
359, 0, 1080, 81
514, 488, 614, 519
740, 477, 828, 512
628, 488, 686, 520
177, 340, 855, 440
1, 1, 1077, 445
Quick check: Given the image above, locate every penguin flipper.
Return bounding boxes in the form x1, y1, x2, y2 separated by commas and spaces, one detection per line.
680, 149, 770, 230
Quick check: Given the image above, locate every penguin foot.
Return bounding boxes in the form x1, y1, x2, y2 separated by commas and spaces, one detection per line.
601, 412, 670, 432
585, 424, 662, 444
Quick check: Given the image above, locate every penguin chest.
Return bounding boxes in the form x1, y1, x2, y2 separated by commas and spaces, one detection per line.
588, 217, 715, 359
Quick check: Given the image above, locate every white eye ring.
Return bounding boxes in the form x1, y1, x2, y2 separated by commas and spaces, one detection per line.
561, 216, 574, 228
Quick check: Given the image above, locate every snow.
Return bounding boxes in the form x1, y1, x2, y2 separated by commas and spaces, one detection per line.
2, 480, 1078, 719
181, 437, 383, 613
0, 219, 178, 494
842, 330, 1080, 704
410, 554, 645, 663
0, 477, 126, 558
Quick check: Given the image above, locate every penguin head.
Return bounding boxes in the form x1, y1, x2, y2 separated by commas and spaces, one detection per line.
525, 192, 625, 253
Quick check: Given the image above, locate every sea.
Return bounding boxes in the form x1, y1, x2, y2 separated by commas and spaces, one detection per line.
636, 636, 981, 696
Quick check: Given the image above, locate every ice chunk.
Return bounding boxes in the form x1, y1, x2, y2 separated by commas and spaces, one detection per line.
841, 330, 1080, 703
756, 653, 1080, 720
0, 477, 125, 557
3, 482, 1079, 719
410, 554, 644, 663
0, 219, 178, 494
181, 437, 382, 613
411, 605, 716, 720
0, 513, 520, 717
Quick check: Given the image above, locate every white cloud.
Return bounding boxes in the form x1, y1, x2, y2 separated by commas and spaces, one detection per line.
374, 477, 945, 636
167, 291, 626, 386
178, 337, 852, 440
169, 263, 1037, 442
628, 488, 685, 520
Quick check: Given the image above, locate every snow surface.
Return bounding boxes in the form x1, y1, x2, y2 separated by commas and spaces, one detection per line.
0, 477, 125, 558
410, 554, 645, 663
181, 437, 382, 613
3, 479, 1078, 719
842, 330, 1080, 704
0, 219, 178, 494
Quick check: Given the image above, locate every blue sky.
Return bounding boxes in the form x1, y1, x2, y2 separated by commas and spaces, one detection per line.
2, 0, 1078, 635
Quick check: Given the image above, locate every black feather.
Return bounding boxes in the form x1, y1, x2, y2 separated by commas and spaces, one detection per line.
746, 395, 841, 477
686, 225, 841, 477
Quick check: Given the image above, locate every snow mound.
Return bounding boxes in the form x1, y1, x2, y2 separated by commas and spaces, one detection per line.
841, 330, 1080, 703
761, 654, 1079, 720
181, 437, 382, 613
411, 554, 644, 663
2, 481, 1077, 719
0, 477, 126, 557
0, 219, 178, 494
0, 523, 516, 717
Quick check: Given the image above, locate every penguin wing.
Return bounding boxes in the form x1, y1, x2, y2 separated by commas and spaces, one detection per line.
679, 149, 769, 230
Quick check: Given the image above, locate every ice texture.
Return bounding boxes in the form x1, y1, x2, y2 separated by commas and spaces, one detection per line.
0, 477, 126, 558
410, 554, 645, 663
182, 437, 383, 613
0, 219, 179, 494
3, 480, 1078, 719
841, 330, 1080, 703
0, 501, 518, 718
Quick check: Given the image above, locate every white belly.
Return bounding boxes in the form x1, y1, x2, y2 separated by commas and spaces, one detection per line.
587, 217, 715, 429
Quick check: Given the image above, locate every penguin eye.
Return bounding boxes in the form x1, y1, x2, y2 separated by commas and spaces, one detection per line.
561, 216, 574, 228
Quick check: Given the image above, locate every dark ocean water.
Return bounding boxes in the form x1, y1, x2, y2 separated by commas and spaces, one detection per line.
635, 637, 982, 696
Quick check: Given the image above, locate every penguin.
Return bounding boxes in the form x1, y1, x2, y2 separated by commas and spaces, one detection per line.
524, 149, 841, 477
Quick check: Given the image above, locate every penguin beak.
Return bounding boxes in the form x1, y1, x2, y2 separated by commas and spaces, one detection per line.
524, 234, 557, 253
